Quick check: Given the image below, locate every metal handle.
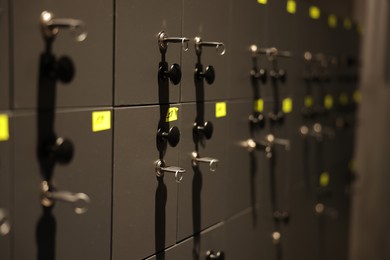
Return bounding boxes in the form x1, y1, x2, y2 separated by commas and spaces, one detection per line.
250, 45, 292, 58
158, 31, 189, 53
206, 250, 225, 260
191, 151, 219, 172
40, 11, 87, 41
195, 37, 225, 56
155, 159, 185, 183
300, 123, 335, 141
244, 139, 272, 158
266, 134, 291, 151
41, 181, 90, 214
272, 231, 282, 245
315, 203, 339, 219
0, 209, 11, 236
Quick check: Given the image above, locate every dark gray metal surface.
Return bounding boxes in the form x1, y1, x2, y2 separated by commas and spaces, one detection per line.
0, 0, 9, 109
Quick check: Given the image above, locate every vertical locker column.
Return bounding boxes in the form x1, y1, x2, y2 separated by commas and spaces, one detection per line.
0, 0, 9, 109
0, 113, 11, 260
12, 0, 113, 108
13, 109, 112, 260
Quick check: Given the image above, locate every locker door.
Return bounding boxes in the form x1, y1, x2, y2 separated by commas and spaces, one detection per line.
13, 110, 112, 260
0, 0, 9, 109
12, 0, 113, 108
112, 105, 181, 259
115, 0, 183, 106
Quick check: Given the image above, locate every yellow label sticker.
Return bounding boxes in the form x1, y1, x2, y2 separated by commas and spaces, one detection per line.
344, 18, 352, 30
286, 0, 296, 14
254, 99, 264, 112
320, 172, 330, 187
0, 114, 10, 141
357, 25, 364, 35
339, 93, 349, 106
282, 98, 293, 114
309, 6, 320, 20
92, 111, 111, 132
304, 96, 314, 108
257, 0, 267, 4
328, 14, 337, 28
166, 107, 179, 122
324, 94, 333, 110
215, 102, 227, 118
353, 90, 362, 104
348, 160, 356, 172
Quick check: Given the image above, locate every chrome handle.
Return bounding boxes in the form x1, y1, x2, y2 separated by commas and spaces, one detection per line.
206, 250, 225, 260
271, 231, 282, 245
191, 151, 219, 172
244, 139, 272, 158
195, 37, 225, 56
40, 11, 87, 41
155, 159, 185, 183
250, 45, 292, 58
41, 181, 90, 214
266, 134, 291, 151
0, 209, 11, 236
315, 203, 339, 219
158, 31, 189, 53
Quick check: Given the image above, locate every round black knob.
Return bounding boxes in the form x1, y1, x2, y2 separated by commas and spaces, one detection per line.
279, 69, 286, 83
273, 211, 290, 224
159, 63, 182, 85
158, 126, 180, 147
49, 137, 74, 164
196, 121, 213, 140
57, 56, 75, 83
249, 113, 265, 129
251, 68, 267, 84
196, 65, 215, 84
269, 111, 284, 124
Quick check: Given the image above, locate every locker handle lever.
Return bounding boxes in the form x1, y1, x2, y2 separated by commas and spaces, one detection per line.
206, 250, 225, 260
0, 209, 11, 236
41, 181, 90, 214
250, 45, 292, 58
155, 160, 185, 183
191, 151, 219, 172
195, 37, 225, 56
40, 11, 87, 42
158, 31, 189, 53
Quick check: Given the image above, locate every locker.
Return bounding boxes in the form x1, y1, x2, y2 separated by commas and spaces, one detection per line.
12, 0, 113, 108
0, 112, 11, 260
13, 110, 112, 260
115, 0, 182, 106
0, 0, 9, 109
146, 222, 226, 260
181, 0, 230, 102
112, 105, 180, 259
177, 102, 228, 241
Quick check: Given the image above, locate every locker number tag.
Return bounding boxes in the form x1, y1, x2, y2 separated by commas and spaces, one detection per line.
328, 14, 338, 28
286, 0, 296, 14
339, 93, 349, 106
257, 0, 267, 5
324, 95, 333, 110
282, 98, 293, 114
166, 107, 179, 122
309, 6, 320, 19
0, 114, 10, 141
215, 102, 227, 118
319, 172, 330, 187
254, 99, 264, 112
304, 96, 314, 108
92, 111, 111, 132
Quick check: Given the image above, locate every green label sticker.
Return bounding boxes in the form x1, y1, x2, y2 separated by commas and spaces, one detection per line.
0, 114, 10, 141
353, 90, 362, 104
254, 99, 264, 112
339, 93, 349, 106
304, 96, 314, 108
166, 107, 179, 122
324, 94, 333, 110
286, 0, 296, 14
309, 6, 320, 19
216, 102, 227, 118
257, 0, 267, 4
320, 172, 330, 187
282, 98, 293, 114
328, 14, 337, 28
92, 111, 111, 132
344, 18, 352, 30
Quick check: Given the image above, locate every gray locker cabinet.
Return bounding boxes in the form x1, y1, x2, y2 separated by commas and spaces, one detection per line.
13, 110, 112, 260
146, 222, 226, 260
12, 0, 113, 109
0, 112, 11, 260
112, 105, 180, 260
181, 0, 230, 102
177, 102, 228, 241
229, 0, 267, 100
115, 0, 182, 106
0, 0, 9, 109
225, 207, 276, 260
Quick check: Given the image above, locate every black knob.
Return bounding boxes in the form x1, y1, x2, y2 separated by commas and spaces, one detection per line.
270, 69, 287, 83
273, 211, 290, 224
159, 63, 182, 85
249, 113, 266, 129
251, 68, 267, 84
206, 250, 225, 260
196, 65, 215, 84
269, 111, 284, 124
48, 137, 74, 164
195, 121, 213, 140
157, 126, 180, 147
57, 56, 75, 83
